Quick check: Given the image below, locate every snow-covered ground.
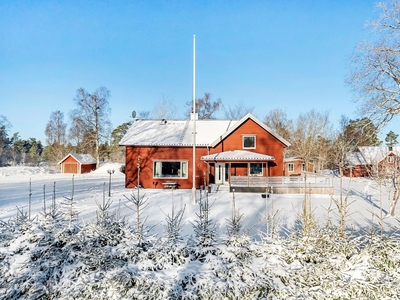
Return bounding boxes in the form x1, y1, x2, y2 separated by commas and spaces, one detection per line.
0, 163, 399, 236
2, 165, 400, 299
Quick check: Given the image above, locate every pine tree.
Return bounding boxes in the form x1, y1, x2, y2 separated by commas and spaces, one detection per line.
385, 130, 399, 146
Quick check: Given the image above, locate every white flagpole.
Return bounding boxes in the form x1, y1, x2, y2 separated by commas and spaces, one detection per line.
192, 35, 196, 204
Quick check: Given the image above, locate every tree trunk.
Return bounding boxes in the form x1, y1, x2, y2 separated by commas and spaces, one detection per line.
389, 187, 400, 216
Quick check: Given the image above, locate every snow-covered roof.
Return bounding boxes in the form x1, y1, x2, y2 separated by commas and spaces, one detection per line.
58, 153, 97, 165
284, 156, 303, 162
201, 150, 275, 161
346, 152, 368, 166
119, 113, 290, 147
346, 146, 400, 165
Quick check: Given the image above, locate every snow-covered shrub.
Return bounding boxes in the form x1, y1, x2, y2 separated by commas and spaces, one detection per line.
189, 194, 219, 261
124, 192, 155, 249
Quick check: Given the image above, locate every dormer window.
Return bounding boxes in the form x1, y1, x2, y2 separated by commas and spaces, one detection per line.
243, 135, 256, 149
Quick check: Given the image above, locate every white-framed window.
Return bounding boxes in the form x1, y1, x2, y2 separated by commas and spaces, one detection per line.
153, 160, 188, 178
302, 163, 306, 171
249, 163, 263, 176
388, 155, 395, 163
288, 163, 294, 172
243, 135, 256, 149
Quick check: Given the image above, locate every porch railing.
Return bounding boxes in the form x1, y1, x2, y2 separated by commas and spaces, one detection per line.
230, 174, 333, 188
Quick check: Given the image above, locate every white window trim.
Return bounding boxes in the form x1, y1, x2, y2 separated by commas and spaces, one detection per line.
288, 163, 294, 172
387, 155, 395, 163
153, 160, 188, 179
242, 135, 256, 149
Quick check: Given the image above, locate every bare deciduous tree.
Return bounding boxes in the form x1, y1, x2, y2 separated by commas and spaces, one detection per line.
223, 101, 254, 119
69, 86, 111, 168
264, 108, 293, 141
331, 115, 358, 237
45, 111, 67, 145
288, 110, 331, 165
152, 96, 177, 119
289, 110, 331, 229
349, 1, 400, 127
138, 110, 150, 119
44, 111, 68, 164
186, 93, 222, 119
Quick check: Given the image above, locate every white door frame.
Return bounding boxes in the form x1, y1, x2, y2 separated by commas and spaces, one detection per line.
215, 163, 229, 184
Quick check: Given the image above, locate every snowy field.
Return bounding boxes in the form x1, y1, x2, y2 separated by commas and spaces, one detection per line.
1, 164, 400, 299
0, 163, 399, 236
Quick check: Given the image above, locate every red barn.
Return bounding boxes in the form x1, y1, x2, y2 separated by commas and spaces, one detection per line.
119, 113, 290, 189
58, 154, 97, 174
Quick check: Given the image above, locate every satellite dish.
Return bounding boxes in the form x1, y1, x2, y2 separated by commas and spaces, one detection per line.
132, 111, 137, 118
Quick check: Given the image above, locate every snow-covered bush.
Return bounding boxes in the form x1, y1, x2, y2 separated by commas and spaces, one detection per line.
2, 185, 400, 299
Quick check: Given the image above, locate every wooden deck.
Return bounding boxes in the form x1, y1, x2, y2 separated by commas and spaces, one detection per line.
229, 174, 334, 194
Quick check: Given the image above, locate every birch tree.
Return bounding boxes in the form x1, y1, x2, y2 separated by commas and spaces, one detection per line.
289, 110, 330, 232
151, 95, 177, 119
330, 116, 358, 237
349, 0, 400, 127
69, 87, 111, 168
44, 110, 68, 163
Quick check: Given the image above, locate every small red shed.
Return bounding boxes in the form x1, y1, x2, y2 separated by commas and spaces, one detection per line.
58, 153, 97, 174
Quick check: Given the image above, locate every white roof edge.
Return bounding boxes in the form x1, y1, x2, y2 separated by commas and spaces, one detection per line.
201, 150, 275, 161
58, 153, 77, 165
57, 153, 96, 165
210, 113, 291, 147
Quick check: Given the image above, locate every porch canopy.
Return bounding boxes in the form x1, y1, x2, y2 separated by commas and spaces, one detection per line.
201, 150, 275, 162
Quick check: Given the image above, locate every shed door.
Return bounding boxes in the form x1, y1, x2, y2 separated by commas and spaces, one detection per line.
64, 163, 78, 174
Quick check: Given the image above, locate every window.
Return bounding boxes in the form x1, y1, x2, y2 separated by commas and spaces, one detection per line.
249, 163, 263, 176
153, 161, 188, 178
302, 163, 306, 171
243, 135, 256, 149
288, 163, 294, 172
388, 155, 395, 163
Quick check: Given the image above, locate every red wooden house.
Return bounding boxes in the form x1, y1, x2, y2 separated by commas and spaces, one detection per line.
58, 153, 97, 174
344, 146, 400, 177
283, 157, 315, 176
119, 113, 290, 189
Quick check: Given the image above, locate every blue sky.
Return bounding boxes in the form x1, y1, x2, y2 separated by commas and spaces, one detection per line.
1, 0, 396, 144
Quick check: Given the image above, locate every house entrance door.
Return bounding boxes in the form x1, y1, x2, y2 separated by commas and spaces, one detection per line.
215, 163, 229, 184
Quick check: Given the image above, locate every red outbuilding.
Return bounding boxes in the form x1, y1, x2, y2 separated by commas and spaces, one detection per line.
58, 153, 97, 174
344, 146, 400, 177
